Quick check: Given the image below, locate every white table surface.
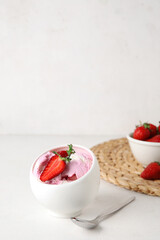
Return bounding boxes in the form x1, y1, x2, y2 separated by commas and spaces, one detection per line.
1, 135, 160, 240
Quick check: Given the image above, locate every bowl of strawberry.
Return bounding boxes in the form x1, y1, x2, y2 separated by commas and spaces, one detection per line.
127, 122, 160, 167
30, 144, 100, 218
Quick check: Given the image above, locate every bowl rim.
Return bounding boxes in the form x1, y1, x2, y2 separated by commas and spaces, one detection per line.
30, 144, 98, 188
127, 133, 160, 146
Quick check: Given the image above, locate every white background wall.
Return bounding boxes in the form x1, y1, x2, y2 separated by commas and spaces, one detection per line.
0, 0, 160, 135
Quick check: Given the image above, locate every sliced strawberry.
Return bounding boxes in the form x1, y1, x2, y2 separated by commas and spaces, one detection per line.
40, 155, 66, 182
40, 144, 75, 182
141, 162, 160, 180
146, 134, 160, 142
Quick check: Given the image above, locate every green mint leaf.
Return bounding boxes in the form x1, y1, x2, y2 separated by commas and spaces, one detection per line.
53, 144, 75, 163
67, 144, 75, 157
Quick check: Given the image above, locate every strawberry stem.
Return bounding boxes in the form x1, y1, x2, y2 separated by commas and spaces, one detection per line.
143, 123, 150, 129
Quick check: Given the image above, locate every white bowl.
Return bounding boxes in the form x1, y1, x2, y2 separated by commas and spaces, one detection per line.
30, 144, 100, 218
127, 133, 160, 166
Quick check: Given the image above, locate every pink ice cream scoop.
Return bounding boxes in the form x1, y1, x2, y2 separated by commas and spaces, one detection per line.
30, 145, 100, 218
33, 146, 92, 185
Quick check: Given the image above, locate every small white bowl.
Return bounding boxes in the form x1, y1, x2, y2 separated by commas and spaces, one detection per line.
30, 145, 100, 218
127, 133, 160, 166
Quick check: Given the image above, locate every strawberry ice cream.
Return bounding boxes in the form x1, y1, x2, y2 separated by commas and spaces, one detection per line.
33, 146, 93, 184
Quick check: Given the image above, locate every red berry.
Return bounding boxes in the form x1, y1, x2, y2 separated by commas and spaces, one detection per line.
57, 151, 68, 158
133, 126, 150, 140
40, 145, 75, 182
141, 162, 160, 180
158, 122, 160, 134
40, 155, 66, 182
147, 123, 157, 137
146, 134, 160, 142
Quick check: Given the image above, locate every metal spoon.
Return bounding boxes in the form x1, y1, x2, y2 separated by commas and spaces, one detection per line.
71, 196, 135, 229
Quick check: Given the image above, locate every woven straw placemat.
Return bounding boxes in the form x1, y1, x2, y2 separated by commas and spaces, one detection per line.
91, 138, 160, 196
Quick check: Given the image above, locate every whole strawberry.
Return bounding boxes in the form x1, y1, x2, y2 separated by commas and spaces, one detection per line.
146, 135, 160, 143
141, 162, 160, 180
158, 122, 160, 134
133, 124, 150, 141
146, 123, 157, 137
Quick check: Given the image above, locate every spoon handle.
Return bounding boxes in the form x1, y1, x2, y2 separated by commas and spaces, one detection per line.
95, 196, 135, 223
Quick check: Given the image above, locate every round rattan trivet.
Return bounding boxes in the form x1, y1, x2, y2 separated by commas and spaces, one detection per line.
91, 138, 160, 196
